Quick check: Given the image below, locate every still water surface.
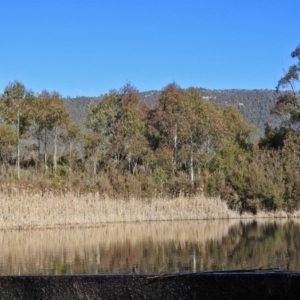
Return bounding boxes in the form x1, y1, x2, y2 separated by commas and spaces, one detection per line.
0, 219, 300, 275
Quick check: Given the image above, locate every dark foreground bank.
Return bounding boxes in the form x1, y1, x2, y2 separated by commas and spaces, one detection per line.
0, 271, 300, 300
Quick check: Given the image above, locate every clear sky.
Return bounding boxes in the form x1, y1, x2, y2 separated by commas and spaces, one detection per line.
0, 0, 299, 97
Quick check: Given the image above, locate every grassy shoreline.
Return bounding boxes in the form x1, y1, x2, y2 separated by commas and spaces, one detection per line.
1, 190, 300, 230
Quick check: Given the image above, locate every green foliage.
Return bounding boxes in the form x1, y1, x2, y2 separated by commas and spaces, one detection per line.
56, 165, 68, 178
48, 164, 69, 187
85, 84, 148, 174
209, 141, 248, 175
0, 81, 35, 136
223, 105, 256, 149
258, 124, 290, 149
0, 125, 18, 165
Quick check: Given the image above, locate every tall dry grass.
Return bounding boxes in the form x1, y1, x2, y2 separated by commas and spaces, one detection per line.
0, 189, 241, 229
0, 185, 299, 229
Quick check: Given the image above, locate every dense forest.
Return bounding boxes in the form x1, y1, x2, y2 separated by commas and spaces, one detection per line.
0, 44, 299, 215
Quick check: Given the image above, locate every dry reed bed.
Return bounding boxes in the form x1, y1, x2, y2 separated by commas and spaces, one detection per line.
0, 191, 243, 229
1, 189, 300, 230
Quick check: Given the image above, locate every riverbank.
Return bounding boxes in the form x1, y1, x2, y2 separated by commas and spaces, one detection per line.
1, 190, 299, 230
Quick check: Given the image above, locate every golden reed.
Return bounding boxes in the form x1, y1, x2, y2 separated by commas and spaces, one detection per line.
0, 186, 298, 229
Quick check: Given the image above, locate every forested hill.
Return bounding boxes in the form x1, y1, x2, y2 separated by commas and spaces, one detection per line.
64, 88, 279, 137
201, 88, 279, 137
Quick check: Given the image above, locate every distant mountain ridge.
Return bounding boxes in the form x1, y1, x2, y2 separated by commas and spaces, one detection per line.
64, 88, 279, 137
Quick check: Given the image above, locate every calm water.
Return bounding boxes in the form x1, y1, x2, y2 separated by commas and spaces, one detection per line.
0, 219, 300, 275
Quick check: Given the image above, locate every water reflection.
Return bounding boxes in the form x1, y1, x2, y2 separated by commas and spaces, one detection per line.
0, 219, 300, 275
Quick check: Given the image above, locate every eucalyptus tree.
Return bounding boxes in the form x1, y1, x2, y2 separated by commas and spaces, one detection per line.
85, 84, 148, 174
0, 81, 35, 179
266, 43, 300, 211
34, 90, 70, 173
116, 84, 148, 174
210, 104, 256, 176
146, 83, 189, 177
271, 43, 300, 125
147, 84, 228, 190
182, 87, 228, 188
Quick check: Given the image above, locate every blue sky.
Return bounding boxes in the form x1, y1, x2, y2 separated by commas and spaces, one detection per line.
0, 0, 299, 97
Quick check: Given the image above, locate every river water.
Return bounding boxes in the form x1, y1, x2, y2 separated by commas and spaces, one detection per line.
0, 219, 299, 275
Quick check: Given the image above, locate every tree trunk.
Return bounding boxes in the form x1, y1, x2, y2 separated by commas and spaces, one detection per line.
53, 126, 57, 173
69, 142, 73, 173
190, 152, 194, 191
44, 130, 48, 174
93, 154, 97, 176
173, 133, 177, 174
17, 107, 20, 180
17, 142, 20, 180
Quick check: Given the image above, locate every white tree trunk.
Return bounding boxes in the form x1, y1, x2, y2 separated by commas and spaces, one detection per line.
190, 152, 194, 190
17, 107, 20, 180
53, 126, 57, 173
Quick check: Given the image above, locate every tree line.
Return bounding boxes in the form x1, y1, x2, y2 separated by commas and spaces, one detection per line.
66, 88, 279, 138
1, 43, 300, 214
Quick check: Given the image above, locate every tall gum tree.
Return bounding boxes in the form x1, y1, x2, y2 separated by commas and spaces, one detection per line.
0, 81, 35, 179
147, 83, 189, 176
271, 43, 300, 124
147, 84, 228, 190
85, 84, 148, 174
268, 43, 300, 210
34, 90, 70, 174
116, 84, 148, 174
183, 87, 228, 189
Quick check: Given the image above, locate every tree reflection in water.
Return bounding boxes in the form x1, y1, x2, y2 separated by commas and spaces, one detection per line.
0, 219, 299, 275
